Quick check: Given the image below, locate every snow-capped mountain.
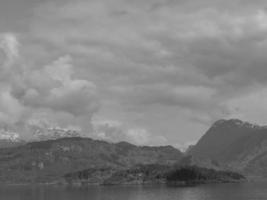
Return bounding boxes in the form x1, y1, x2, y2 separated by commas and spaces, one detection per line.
0, 129, 20, 142
0, 124, 84, 148
32, 126, 83, 141
0, 129, 25, 148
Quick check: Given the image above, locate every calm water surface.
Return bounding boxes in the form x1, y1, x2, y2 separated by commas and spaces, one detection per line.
0, 181, 266, 200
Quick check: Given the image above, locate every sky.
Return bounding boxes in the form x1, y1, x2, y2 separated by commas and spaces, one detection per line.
1, 0, 267, 149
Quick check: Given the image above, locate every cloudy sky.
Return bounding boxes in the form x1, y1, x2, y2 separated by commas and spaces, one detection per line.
1, 0, 267, 148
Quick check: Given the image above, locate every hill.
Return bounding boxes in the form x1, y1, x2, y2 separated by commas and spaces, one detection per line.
64, 164, 245, 186
0, 137, 182, 183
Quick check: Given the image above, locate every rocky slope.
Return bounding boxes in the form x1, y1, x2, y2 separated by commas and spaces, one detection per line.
189, 119, 267, 177
0, 137, 182, 183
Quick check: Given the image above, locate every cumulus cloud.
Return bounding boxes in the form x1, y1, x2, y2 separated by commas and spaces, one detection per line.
0, 90, 24, 124
93, 119, 167, 146
0, 33, 100, 139
20, 55, 99, 116
0, 33, 24, 124
0, 33, 19, 67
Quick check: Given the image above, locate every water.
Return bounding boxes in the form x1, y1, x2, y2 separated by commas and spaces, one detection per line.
0, 181, 266, 200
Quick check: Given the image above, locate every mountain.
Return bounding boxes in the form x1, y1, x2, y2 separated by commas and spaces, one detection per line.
0, 137, 182, 183
189, 119, 267, 177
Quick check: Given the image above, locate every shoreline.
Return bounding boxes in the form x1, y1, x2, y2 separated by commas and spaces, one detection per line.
0, 179, 249, 187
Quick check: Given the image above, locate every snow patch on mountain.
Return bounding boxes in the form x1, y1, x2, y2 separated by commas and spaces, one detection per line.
32, 126, 83, 141
0, 129, 21, 142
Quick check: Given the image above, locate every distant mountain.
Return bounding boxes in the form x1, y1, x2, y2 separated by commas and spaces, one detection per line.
189, 119, 267, 177
0, 137, 182, 183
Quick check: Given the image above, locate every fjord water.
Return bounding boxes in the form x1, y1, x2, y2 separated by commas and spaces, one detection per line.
0, 182, 266, 200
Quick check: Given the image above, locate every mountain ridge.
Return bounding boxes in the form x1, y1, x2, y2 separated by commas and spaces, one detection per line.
189, 118, 267, 177
0, 136, 183, 183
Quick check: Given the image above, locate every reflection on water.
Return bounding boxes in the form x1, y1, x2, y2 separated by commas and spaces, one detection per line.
0, 181, 267, 200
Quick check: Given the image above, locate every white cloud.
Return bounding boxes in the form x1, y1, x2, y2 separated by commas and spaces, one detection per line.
174, 140, 197, 152
126, 129, 151, 145
226, 88, 267, 125
126, 128, 167, 146
0, 33, 19, 67
0, 33, 100, 139
92, 119, 167, 146
0, 89, 24, 124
